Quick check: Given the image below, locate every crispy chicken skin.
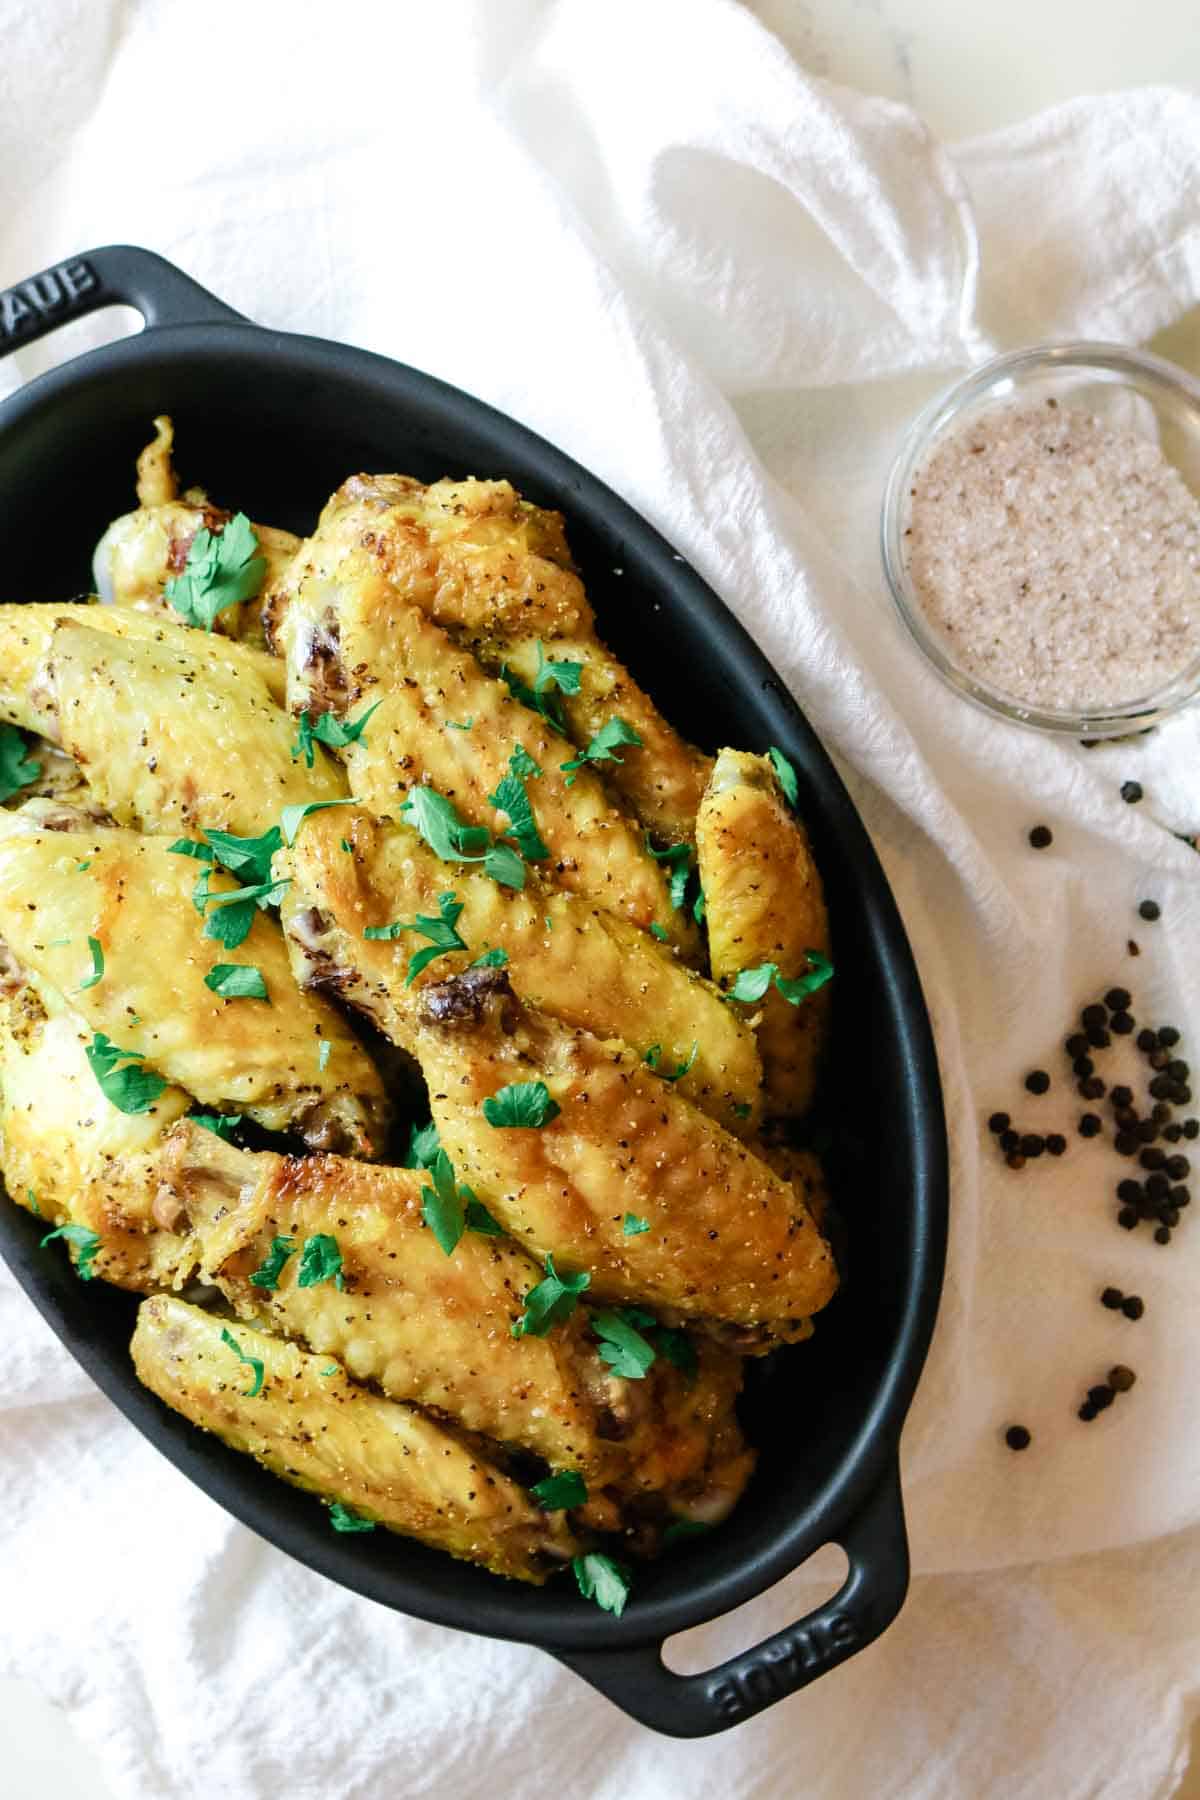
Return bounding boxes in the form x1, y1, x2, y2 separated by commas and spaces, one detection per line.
278, 807, 762, 1135
0, 958, 193, 1290
270, 473, 712, 843
155, 1121, 754, 1527
411, 969, 837, 1347
0, 802, 387, 1155
132, 1296, 581, 1584
696, 749, 831, 1119
278, 523, 696, 954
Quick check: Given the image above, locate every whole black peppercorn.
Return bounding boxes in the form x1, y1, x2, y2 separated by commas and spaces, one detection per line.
1154, 1225, 1172, 1245
1078, 1114, 1102, 1138
1165, 1154, 1190, 1180
1117, 1179, 1144, 1204
1184, 1120, 1199, 1140
1088, 1385, 1115, 1411
1145, 1172, 1169, 1200
1073, 1056, 1095, 1078
1170, 1185, 1190, 1207
1121, 1296, 1145, 1320
1000, 1129, 1020, 1152
1161, 1206, 1180, 1228
1117, 1206, 1138, 1229
1110, 1085, 1134, 1109
1168, 1060, 1190, 1082
1128, 939, 1141, 957
1004, 1425, 1032, 1451
1065, 1032, 1088, 1058
1104, 987, 1132, 1011
1137, 1029, 1159, 1054
1164, 1124, 1184, 1143
1114, 1132, 1139, 1157
1006, 1153, 1026, 1171
1110, 1011, 1135, 1035
1029, 825, 1053, 849
1152, 1103, 1173, 1124
1149, 1075, 1173, 1100
1108, 1365, 1136, 1393
1136, 1119, 1158, 1143
1020, 1134, 1045, 1158
1086, 1027, 1111, 1051
1120, 782, 1143, 804
1158, 1027, 1181, 1048
1078, 1401, 1098, 1422
1025, 1070, 1050, 1095
1149, 1050, 1170, 1071
1173, 1085, 1193, 1106
1140, 1147, 1166, 1170
1081, 1003, 1108, 1029
1045, 1134, 1067, 1157
1079, 1077, 1106, 1100
1100, 1286, 1125, 1309
988, 1111, 1010, 1134
1138, 900, 1161, 921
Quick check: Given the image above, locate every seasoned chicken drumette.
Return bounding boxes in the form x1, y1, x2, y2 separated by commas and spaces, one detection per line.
277, 806, 763, 1136
133, 1296, 582, 1584
268, 472, 712, 845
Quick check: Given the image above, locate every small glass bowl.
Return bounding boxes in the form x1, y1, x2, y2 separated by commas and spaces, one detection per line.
880, 342, 1200, 736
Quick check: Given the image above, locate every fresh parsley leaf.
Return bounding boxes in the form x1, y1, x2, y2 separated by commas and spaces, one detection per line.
202, 826, 281, 886
75, 859, 91, 873
362, 921, 405, 940
501, 641, 583, 735
727, 954, 833, 1006
40, 1222, 101, 1281
471, 947, 508, 969
340, 839, 354, 854
509, 743, 541, 778
656, 1327, 698, 1380
488, 753, 549, 861
767, 745, 799, 808
445, 717, 474, 732
511, 1254, 590, 1338
731, 1101, 753, 1121
78, 936, 104, 991
420, 1149, 468, 1257
249, 1235, 297, 1292
591, 1308, 657, 1379
204, 963, 269, 1002
25, 1188, 40, 1217
317, 1039, 331, 1072
692, 886, 706, 924
645, 837, 698, 913
465, 1197, 504, 1236
168, 837, 215, 863
0, 724, 41, 803
291, 703, 381, 768
560, 717, 642, 785
320, 1364, 339, 1377
649, 923, 669, 943
279, 799, 354, 846
165, 513, 266, 631
483, 1080, 561, 1130
191, 1112, 243, 1140
642, 1042, 697, 1083
573, 1552, 630, 1617
400, 786, 527, 890
483, 843, 526, 889
365, 891, 468, 984
85, 1032, 166, 1114
662, 1518, 711, 1548
534, 641, 583, 696
327, 1502, 375, 1534
220, 1325, 265, 1398
403, 1118, 441, 1170
297, 1234, 344, 1290
201, 876, 291, 950
622, 1213, 650, 1236
531, 1469, 588, 1511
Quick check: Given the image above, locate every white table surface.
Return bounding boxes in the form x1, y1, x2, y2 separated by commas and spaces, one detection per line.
3, 4, 1199, 1797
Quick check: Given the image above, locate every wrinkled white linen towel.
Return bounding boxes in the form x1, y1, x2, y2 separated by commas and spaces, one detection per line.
1, 2, 1199, 1794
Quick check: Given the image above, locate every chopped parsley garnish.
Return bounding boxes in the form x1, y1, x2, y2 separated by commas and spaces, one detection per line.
85, 1032, 166, 1114
591, 1308, 657, 1379
731, 1101, 753, 1120
320, 1365, 339, 1377
501, 641, 583, 735
662, 1518, 711, 1548
220, 1325, 265, 1398
200, 826, 278, 885
25, 1188, 40, 1217
169, 837, 216, 863
297, 1234, 344, 1290
573, 1552, 630, 1617
657, 1327, 698, 1380
560, 717, 642, 785
727, 953, 833, 1006
419, 1149, 471, 1257
643, 1042, 697, 1083
692, 886, 706, 923
327, 1502, 375, 1534
482, 1080, 561, 1130
204, 963, 269, 1002
191, 1112, 242, 1140
488, 750, 549, 861
531, 1469, 588, 1511
317, 1039, 331, 1072
767, 745, 799, 808
445, 717, 474, 732
365, 891, 468, 984
165, 513, 266, 631
249, 1235, 297, 1292
400, 785, 526, 889
0, 724, 41, 803
199, 875, 291, 951
75, 859, 91, 873
471, 946, 508, 969
403, 1118, 441, 1170
509, 743, 541, 778
648, 923, 669, 943
466, 1198, 504, 1236
645, 837, 699, 913
78, 936, 104, 991
340, 839, 353, 854
622, 1213, 650, 1236
279, 799, 354, 846
511, 1254, 590, 1338
292, 703, 381, 768
40, 1222, 101, 1281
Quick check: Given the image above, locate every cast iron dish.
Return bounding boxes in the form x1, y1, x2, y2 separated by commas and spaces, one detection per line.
0, 246, 947, 1738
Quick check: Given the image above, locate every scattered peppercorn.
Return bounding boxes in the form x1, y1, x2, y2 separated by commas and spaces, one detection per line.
1120, 782, 1143, 804
1149, 1049, 1170, 1070
1065, 1032, 1089, 1059
1137, 1029, 1158, 1054
1164, 1123, 1184, 1143
1154, 1225, 1172, 1244
1019, 1134, 1045, 1158
1117, 1207, 1138, 1229
1029, 825, 1053, 849
1108, 1365, 1136, 1393
1117, 1179, 1143, 1204
1000, 1129, 1020, 1152
1006, 1153, 1026, 1171
1158, 1027, 1181, 1048
1078, 1113, 1102, 1138
1045, 1134, 1067, 1157
1078, 1401, 1098, 1422
1110, 1086, 1133, 1109
1168, 1060, 1189, 1082
1004, 1425, 1032, 1451
1079, 1077, 1106, 1100
1140, 1147, 1166, 1171
1025, 1069, 1050, 1095
1165, 1154, 1190, 1180
1138, 900, 1161, 921
1101, 1286, 1125, 1309
1145, 1172, 1169, 1200
1110, 1011, 1135, 1035
1184, 1120, 1199, 1140
1114, 1132, 1139, 1157
1087, 1385, 1115, 1411
1105, 988, 1132, 1012
1121, 1296, 1145, 1320
1081, 1003, 1108, 1030
1136, 1119, 1159, 1144
988, 1111, 1010, 1134
1127, 939, 1141, 957
1073, 1055, 1095, 1078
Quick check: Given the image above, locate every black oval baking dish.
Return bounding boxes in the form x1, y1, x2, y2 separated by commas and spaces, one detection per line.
0, 246, 947, 1738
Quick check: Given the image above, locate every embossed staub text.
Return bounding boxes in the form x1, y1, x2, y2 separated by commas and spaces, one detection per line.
0, 260, 97, 341
707, 1612, 859, 1722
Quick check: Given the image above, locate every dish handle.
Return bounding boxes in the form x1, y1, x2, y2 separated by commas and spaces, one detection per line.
0, 245, 243, 364
554, 1456, 908, 1738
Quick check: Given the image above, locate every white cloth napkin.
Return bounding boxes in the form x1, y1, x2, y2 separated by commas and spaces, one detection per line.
2, 3, 1199, 1794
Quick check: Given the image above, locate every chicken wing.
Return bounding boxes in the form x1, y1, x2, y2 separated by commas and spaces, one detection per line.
0, 802, 387, 1155
277, 806, 762, 1135
131, 1295, 581, 1584
0, 954, 193, 1290
279, 527, 695, 952
274, 473, 712, 843
410, 968, 837, 1348
156, 1120, 753, 1527
696, 749, 831, 1118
